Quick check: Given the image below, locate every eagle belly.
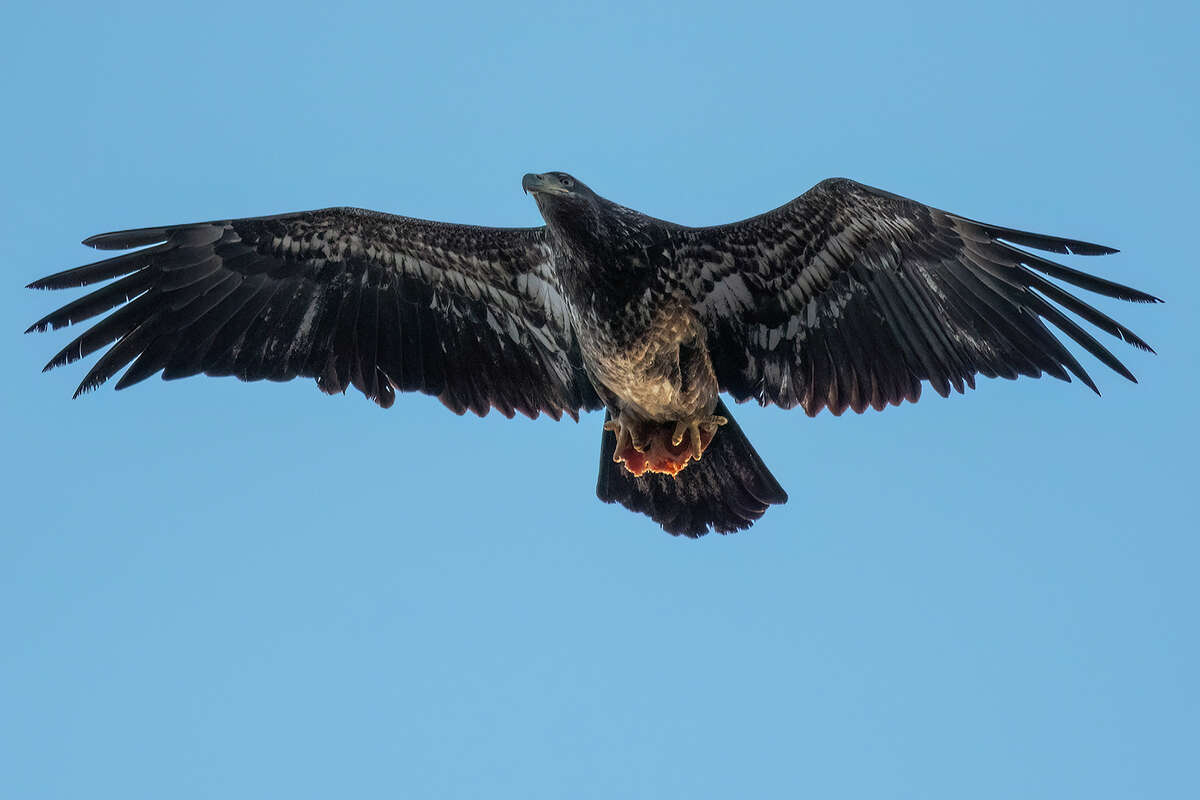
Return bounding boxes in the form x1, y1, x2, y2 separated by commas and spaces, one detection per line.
580, 300, 724, 477
581, 301, 713, 418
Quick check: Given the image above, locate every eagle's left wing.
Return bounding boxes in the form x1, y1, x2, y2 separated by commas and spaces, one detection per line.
680, 179, 1159, 415
28, 208, 601, 419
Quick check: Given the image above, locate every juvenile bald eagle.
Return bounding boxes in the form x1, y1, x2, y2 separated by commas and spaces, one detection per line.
27, 174, 1159, 536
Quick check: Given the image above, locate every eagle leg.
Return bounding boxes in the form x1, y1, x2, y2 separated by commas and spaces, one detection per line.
605, 412, 728, 478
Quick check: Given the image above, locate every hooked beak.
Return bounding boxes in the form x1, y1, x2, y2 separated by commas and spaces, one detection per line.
522, 173, 562, 195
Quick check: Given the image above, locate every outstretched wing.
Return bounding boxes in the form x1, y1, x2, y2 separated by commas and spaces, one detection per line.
28, 208, 600, 419
682, 179, 1159, 415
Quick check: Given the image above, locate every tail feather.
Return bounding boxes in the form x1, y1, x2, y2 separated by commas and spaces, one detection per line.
596, 399, 788, 537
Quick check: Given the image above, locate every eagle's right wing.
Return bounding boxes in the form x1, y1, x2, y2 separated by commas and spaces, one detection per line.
679, 179, 1159, 415
28, 208, 601, 419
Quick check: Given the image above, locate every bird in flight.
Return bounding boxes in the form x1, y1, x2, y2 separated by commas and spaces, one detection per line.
27, 173, 1159, 536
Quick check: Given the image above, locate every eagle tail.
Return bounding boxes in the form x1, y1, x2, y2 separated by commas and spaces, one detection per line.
595, 399, 788, 537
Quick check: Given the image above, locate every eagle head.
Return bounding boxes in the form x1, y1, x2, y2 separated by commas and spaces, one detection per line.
523, 171, 611, 249
522, 171, 591, 198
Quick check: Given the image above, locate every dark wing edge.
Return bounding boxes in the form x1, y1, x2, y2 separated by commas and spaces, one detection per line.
27, 207, 601, 420
684, 178, 1160, 416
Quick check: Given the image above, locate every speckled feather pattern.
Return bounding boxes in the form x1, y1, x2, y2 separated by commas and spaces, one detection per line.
673, 179, 1157, 416
28, 208, 601, 420
28, 176, 1158, 535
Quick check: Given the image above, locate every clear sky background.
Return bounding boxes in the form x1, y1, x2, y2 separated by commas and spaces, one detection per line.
3, 1, 1196, 797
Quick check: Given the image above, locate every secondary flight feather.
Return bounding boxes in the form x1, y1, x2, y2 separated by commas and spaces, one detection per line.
27, 173, 1160, 536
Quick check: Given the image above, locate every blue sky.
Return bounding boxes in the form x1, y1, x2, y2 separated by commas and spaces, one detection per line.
3, 0, 1196, 797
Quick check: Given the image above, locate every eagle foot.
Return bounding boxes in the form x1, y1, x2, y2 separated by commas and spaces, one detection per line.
605, 412, 727, 478
671, 414, 728, 461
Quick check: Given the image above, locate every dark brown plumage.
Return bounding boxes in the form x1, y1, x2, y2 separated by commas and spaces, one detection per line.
27, 174, 1160, 536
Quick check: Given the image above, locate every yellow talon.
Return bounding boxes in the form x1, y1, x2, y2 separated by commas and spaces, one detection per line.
671, 421, 688, 448
607, 411, 728, 475
669, 414, 728, 460
604, 418, 631, 462
606, 413, 653, 460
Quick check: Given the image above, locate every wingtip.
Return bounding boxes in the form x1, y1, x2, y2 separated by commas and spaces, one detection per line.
1119, 287, 1162, 304
1036, 239, 1117, 257
1071, 242, 1119, 256
81, 232, 129, 250
1073, 369, 1100, 396
80, 232, 132, 249
82, 228, 170, 250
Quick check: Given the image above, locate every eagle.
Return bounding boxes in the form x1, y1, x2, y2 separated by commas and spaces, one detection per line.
27, 173, 1159, 536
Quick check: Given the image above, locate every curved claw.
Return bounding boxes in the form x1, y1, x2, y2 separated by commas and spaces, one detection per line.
605, 413, 652, 463
604, 418, 631, 463
607, 411, 728, 476
671, 415, 728, 460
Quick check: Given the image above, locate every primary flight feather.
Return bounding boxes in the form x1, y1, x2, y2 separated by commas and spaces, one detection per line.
27, 174, 1160, 536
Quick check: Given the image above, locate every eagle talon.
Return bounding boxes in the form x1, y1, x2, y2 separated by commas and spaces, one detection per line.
605, 413, 652, 464
671, 414, 728, 460
607, 411, 728, 476
604, 417, 631, 463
